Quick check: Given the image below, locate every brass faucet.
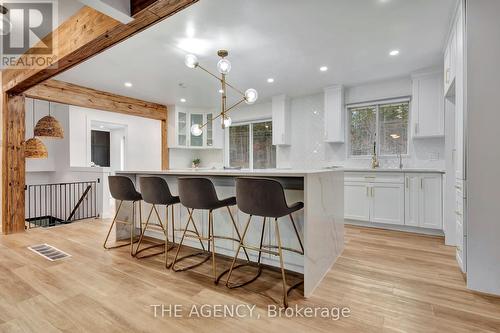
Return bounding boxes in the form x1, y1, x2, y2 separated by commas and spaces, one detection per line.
371, 141, 379, 169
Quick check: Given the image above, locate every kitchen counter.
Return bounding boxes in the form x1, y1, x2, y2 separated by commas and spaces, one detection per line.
343, 168, 445, 173
114, 168, 344, 298
117, 168, 342, 177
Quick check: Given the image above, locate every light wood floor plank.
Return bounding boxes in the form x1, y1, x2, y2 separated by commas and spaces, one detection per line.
0, 220, 499, 332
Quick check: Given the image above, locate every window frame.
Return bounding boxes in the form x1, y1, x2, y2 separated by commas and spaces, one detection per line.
347, 98, 411, 159
224, 118, 275, 169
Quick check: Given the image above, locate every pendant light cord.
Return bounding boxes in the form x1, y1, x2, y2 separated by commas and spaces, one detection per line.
48, 101, 51, 116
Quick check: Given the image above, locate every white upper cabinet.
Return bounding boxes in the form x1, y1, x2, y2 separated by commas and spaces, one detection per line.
272, 95, 291, 146
324, 85, 345, 143
169, 107, 223, 149
411, 71, 444, 138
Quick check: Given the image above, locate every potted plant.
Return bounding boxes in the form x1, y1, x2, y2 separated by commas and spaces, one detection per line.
192, 158, 201, 169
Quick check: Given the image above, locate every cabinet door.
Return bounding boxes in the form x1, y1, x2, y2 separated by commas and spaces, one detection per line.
404, 175, 420, 226
419, 175, 443, 229
412, 72, 444, 138
344, 182, 370, 222
177, 111, 187, 146
444, 45, 451, 94
190, 113, 204, 147
205, 113, 213, 147
370, 183, 405, 225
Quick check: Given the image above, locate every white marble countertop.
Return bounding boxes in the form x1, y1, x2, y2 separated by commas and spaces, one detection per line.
116, 168, 343, 177
343, 168, 445, 173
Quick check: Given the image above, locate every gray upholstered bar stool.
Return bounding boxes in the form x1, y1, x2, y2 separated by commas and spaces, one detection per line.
171, 177, 249, 284
225, 177, 305, 308
135, 177, 180, 266
104, 176, 143, 256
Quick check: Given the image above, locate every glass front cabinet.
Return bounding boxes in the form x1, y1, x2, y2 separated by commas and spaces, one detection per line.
174, 110, 222, 149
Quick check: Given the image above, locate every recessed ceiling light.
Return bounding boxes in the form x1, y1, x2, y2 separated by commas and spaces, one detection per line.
124, 82, 133, 87
267, 78, 274, 83
320, 66, 328, 72
180, 98, 187, 103
389, 50, 400, 56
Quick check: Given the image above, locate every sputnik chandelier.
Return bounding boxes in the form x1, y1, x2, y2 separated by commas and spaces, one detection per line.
184, 50, 258, 136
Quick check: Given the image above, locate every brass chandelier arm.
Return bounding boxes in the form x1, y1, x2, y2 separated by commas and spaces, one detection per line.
198, 98, 246, 130
196, 64, 246, 97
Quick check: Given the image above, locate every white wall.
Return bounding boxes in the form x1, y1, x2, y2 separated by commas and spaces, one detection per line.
465, 0, 500, 296
69, 105, 161, 170
228, 76, 445, 170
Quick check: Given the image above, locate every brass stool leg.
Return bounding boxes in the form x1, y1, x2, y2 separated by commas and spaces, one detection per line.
130, 202, 135, 256
225, 215, 253, 286
209, 210, 217, 283
226, 206, 250, 261
274, 217, 289, 308
289, 214, 304, 254
103, 200, 123, 249
135, 204, 154, 256
135, 204, 173, 259
171, 208, 210, 272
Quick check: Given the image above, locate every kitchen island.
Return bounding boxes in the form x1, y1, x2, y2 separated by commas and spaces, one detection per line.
114, 168, 344, 297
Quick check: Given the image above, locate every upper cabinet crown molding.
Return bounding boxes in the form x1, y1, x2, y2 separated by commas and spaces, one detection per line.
324, 85, 345, 143
272, 94, 291, 146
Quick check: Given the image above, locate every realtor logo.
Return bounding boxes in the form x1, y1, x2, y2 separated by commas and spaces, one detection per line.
1, 0, 58, 69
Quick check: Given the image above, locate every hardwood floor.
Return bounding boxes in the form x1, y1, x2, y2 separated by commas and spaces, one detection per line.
1, 219, 499, 332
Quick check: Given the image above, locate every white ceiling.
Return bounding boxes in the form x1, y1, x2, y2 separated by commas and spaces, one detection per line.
56, 0, 457, 108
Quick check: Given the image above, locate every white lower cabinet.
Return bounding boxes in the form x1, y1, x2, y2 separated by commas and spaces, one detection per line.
345, 172, 443, 231
404, 173, 443, 229
345, 182, 370, 221
371, 183, 405, 225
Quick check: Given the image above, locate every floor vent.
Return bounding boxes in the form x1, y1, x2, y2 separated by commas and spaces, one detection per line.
28, 244, 71, 261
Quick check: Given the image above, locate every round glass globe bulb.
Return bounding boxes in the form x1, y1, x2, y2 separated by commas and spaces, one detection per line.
185, 54, 198, 69
244, 88, 258, 104
190, 124, 203, 136
217, 58, 231, 74
222, 116, 232, 128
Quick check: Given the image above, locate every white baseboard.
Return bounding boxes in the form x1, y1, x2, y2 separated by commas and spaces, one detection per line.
345, 219, 445, 236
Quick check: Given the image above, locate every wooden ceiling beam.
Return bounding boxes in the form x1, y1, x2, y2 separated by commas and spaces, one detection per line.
25, 80, 167, 121
2, 0, 198, 95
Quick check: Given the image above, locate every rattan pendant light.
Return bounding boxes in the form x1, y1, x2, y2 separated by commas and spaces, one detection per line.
25, 100, 48, 159
34, 101, 64, 139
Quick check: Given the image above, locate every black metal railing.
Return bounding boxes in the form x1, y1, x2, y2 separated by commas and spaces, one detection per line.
25, 180, 99, 229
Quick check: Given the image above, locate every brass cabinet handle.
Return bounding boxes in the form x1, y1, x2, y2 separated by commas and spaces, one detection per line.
371, 187, 374, 197
420, 178, 423, 189
405, 177, 409, 189
455, 210, 462, 216
366, 186, 369, 197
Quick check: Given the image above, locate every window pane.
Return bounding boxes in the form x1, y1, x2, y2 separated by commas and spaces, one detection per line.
229, 125, 249, 168
379, 102, 409, 155
253, 121, 276, 169
349, 106, 377, 156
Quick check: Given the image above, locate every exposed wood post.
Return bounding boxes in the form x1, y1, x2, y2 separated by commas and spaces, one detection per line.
2, 94, 26, 234
1, 1, 196, 233
161, 120, 169, 170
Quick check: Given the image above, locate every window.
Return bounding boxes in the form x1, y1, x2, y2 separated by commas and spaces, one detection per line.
91, 130, 110, 167
348, 101, 409, 156
227, 120, 276, 169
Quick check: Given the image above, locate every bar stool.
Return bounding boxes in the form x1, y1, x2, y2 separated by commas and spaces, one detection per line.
135, 177, 180, 267
171, 177, 250, 283
104, 176, 143, 256
225, 177, 305, 308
